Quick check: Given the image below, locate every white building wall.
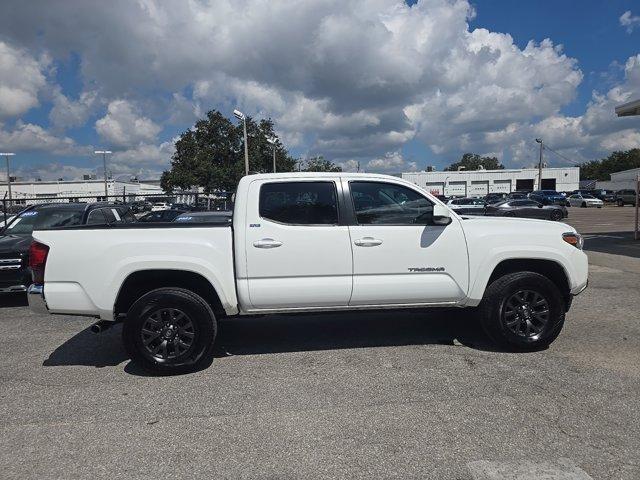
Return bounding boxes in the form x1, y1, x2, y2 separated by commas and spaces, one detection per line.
403, 167, 579, 197
596, 167, 640, 191
0, 180, 163, 200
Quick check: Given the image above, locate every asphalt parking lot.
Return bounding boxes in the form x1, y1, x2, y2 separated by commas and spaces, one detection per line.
0, 207, 639, 480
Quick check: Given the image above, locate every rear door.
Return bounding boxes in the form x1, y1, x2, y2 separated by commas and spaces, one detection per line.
244, 179, 353, 309
345, 179, 469, 306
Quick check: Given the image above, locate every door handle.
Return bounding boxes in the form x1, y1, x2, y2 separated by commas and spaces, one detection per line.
354, 237, 383, 247
253, 238, 283, 249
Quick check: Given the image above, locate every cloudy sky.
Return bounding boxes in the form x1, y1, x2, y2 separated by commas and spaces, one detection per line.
0, 0, 639, 180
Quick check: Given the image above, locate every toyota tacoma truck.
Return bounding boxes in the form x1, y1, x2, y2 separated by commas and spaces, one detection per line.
27, 173, 588, 374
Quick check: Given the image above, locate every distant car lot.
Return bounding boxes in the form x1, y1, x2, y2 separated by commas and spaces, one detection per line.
0, 205, 638, 479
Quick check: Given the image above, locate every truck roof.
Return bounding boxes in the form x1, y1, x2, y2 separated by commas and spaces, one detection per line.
241, 172, 405, 181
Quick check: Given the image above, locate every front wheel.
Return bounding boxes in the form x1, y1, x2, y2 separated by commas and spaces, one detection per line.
123, 288, 217, 375
550, 209, 562, 221
617, 200, 624, 207
581, 202, 587, 208
478, 272, 565, 351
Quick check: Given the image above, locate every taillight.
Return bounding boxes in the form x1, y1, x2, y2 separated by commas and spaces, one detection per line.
28, 241, 49, 284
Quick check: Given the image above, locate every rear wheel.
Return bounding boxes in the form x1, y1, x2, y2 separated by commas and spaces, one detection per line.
581, 202, 587, 208
123, 288, 217, 374
550, 209, 562, 221
479, 272, 565, 351
617, 199, 624, 207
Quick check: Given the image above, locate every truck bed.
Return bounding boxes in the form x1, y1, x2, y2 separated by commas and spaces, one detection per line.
33, 223, 237, 320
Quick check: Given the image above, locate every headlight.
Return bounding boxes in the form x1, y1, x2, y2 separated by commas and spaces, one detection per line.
562, 232, 583, 250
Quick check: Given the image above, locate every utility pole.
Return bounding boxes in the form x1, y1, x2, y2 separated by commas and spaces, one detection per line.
0, 153, 15, 202
266, 136, 277, 173
233, 110, 249, 175
535, 138, 543, 190
94, 150, 112, 197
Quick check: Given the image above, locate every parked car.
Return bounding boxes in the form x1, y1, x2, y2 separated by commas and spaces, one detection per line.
566, 193, 603, 208
27, 172, 588, 374
485, 199, 568, 221
171, 203, 195, 211
485, 193, 508, 204
507, 191, 530, 200
615, 189, 637, 207
129, 201, 152, 213
0, 202, 135, 294
173, 211, 233, 224
151, 202, 171, 211
528, 190, 569, 206
138, 209, 186, 222
446, 197, 487, 215
572, 189, 616, 203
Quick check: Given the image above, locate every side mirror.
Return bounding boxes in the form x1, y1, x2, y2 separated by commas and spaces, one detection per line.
432, 204, 452, 225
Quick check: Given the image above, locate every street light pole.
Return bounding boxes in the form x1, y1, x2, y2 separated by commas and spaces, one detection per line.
0, 153, 15, 202
233, 110, 249, 175
266, 136, 277, 173
94, 150, 112, 197
535, 138, 543, 190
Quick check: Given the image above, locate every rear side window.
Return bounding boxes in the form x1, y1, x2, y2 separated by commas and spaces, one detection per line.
260, 181, 338, 225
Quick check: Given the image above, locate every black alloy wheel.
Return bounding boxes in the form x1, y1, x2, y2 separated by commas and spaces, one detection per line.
501, 290, 550, 341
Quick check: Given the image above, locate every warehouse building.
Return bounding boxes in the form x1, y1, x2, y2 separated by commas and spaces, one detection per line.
597, 167, 640, 191
402, 167, 580, 197
0, 178, 163, 201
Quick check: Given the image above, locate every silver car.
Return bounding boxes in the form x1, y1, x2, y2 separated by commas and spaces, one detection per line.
567, 193, 603, 208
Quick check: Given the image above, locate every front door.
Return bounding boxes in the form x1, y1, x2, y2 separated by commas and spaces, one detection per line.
244, 179, 353, 310
346, 180, 469, 306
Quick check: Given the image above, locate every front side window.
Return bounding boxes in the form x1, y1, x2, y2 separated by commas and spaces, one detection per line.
86, 209, 107, 225
350, 181, 434, 225
259, 181, 338, 225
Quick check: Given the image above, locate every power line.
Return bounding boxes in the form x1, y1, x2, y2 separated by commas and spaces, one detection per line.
544, 143, 576, 163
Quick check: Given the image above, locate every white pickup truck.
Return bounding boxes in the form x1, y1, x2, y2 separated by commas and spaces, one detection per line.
28, 173, 588, 374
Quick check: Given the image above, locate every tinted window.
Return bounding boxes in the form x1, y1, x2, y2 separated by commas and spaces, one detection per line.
5, 207, 85, 234
102, 208, 118, 223
260, 182, 338, 225
86, 209, 107, 225
350, 181, 434, 225
120, 208, 136, 223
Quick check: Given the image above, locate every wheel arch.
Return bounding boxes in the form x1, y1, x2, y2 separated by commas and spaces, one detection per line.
484, 259, 571, 308
114, 269, 226, 319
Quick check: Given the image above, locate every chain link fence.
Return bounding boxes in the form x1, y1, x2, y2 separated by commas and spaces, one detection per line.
1, 190, 233, 224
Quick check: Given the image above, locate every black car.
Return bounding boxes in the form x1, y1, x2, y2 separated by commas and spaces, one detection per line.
0, 202, 135, 293
173, 211, 233, 224
485, 199, 568, 221
507, 191, 530, 200
485, 193, 508, 204
138, 209, 186, 222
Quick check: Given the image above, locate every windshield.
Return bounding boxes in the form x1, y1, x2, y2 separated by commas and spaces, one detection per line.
4, 208, 84, 235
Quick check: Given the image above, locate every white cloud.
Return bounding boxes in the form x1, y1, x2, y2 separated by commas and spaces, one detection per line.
0, 41, 49, 118
620, 11, 640, 33
49, 89, 99, 131
0, 1, 637, 174
0, 121, 86, 155
95, 100, 161, 148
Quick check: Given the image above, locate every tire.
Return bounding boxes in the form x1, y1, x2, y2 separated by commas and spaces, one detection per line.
617, 200, 624, 207
478, 272, 565, 351
504, 211, 516, 217
581, 202, 586, 208
550, 209, 562, 221
122, 288, 217, 375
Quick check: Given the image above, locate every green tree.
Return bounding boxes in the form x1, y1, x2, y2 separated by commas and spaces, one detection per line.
444, 153, 504, 171
301, 155, 342, 172
161, 110, 297, 192
579, 149, 640, 180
